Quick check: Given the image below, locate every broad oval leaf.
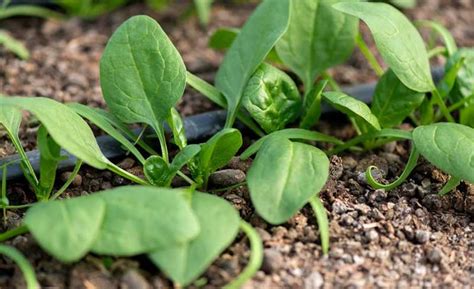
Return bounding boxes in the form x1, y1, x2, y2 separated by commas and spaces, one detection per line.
276, 0, 359, 88
242, 63, 302, 134
24, 196, 106, 263
333, 2, 434, 92
371, 69, 425, 128
215, 0, 290, 126
149, 192, 240, 286
91, 186, 200, 255
413, 123, 474, 183
100, 15, 186, 131
248, 137, 329, 224
144, 155, 170, 186
323, 91, 381, 130
0, 97, 110, 169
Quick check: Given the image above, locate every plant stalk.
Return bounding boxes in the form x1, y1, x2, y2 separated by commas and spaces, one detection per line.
50, 160, 83, 200
0, 225, 28, 242
309, 196, 329, 255
355, 33, 384, 77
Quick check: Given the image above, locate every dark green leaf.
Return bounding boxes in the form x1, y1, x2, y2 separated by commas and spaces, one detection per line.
100, 15, 186, 133
446, 48, 474, 101
144, 156, 170, 186
24, 195, 106, 262
371, 69, 424, 128
198, 128, 242, 179
37, 126, 62, 199
149, 192, 239, 286
215, 0, 290, 126
247, 137, 329, 224
276, 0, 359, 89
170, 144, 201, 173
242, 64, 301, 133
334, 2, 434, 92
323, 91, 381, 130
413, 123, 474, 183
300, 79, 328, 129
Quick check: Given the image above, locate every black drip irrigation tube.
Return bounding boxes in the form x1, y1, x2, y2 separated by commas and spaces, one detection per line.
0, 67, 444, 180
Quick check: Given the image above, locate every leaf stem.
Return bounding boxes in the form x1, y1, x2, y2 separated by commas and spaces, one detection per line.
50, 160, 83, 200
0, 245, 39, 289
309, 196, 329, 255
107, 164, 149, 186
0, 225, 28, 242
365, 146, 420, 190
176, 170, 196, 186
355, 33, 384, 77
156, 125, 169, 163
224, 220, 263, 289
438, 177, 461, 196
431, 88, 455, 122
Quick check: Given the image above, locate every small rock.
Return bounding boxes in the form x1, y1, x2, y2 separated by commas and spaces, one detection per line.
118, 158, 135, 170
329, 156, 343, 180
415, 230, 430, 244
262, 249, 284, 273
304, 272, 324, 289
100, 181, 113, 190
354, 204, 370, 215
332, 199, 348, 214
255, 228, 271, 242
464, 195, 474, 215
60, 172, 82, 187
382, 141, 397, 153
341, 214, 355, 226
426, 247, 443, 264
342, 156, 357, 169
121, 270, 151, 289
368, 189, 387, 204
209, 169, 246, 187
365, 229, 379, 243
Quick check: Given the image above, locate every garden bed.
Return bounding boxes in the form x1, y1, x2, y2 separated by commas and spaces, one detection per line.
0, 1, 473, 288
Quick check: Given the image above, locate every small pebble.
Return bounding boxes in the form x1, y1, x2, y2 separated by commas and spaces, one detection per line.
426, 247, 443, 264
118, 158, 135, 170
121, 270, 151, 289
60, 172, 82, 187
209, 169, 246, 187
415, 230, 430, 244
262, 249, 284, 273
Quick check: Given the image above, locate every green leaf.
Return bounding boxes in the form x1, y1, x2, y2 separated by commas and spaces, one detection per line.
446, 48, 474, 101
275, 0, 359, 89
208, 27, 240, 50
194, 0, 214, 25
371, 69, 424, 128
416, 20, 457, 56
100, 15, 186, 134
144, 155, 170, 186
460, 105, 474, 127
149, 192, 239, 286
0, 245, 39, 289
247, 137, 329, 224
91, 186, 200, 255
0, 97, 110, 169
300, 79, 329, 129
24, 195, 106, 262
198, 128, 242, 179
170, 144, 201, 173
242, 64, 302, 133
388, 0, 417, 9
37, 126, 62, 199
323, 91, 381, 130
334, 2, 434, 92
215, 0, 290, 126
0, 30, 29, 60
0, 101, 21, 138
412, 123, 474, 183
167, 108, 187, 150
68, 103, 146, 164
240, 128, 343, 160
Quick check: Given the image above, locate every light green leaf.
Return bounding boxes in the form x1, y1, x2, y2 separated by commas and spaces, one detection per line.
323, 91, 381, 130
0, 245, 39, 289
215, 0, 290, 126
416, 20, 457, 56
446, 48, 474, 101
412, 123, 474, 183
167, 108, 187, 150
248, 137, 329, 224
24, 196, 106, 262
68, 103, 146, 164
37, 126, 62, 199
91, 186, 200, 255
194, 0, 214, 25
276, 0, 359, 89
0, 97, 110, 169
0, 101, 22, 137
0, 30, 29, 60
242, 63, 301, 134
240, 128, 343, 160
371, 69, 424, 128
334, 2, 434, 92
198, 128, 242, 179
149, 192, 239, 286
100, 15, 186, 133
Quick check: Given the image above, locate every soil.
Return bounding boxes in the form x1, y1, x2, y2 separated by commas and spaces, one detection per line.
0, 0, 473, 288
